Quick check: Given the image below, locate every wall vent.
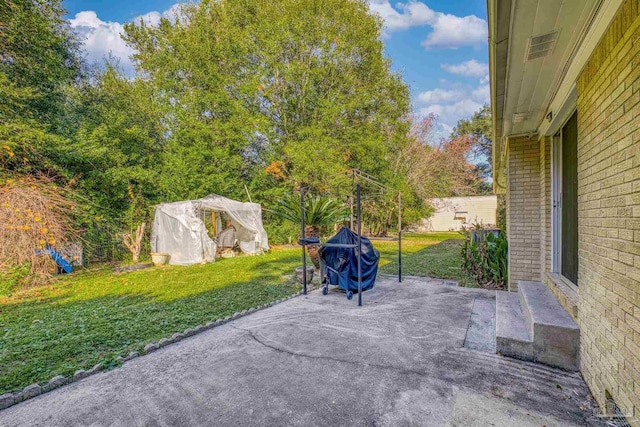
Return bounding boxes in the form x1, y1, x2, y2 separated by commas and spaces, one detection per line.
513, 112, 528, 123
526, 30, 559, 60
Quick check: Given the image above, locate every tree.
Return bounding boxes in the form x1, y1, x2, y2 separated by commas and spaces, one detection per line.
0, 71, 69, 179
121, 0, 412, 203
450, 104, 492, 180
451, 104, 504, 227
394, 114, 486, 201
0, 0, 82, 131
66, 65, 166, 223
269, 194, 349, 269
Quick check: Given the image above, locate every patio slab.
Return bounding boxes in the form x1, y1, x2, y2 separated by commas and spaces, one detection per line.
0, 276, 602, 426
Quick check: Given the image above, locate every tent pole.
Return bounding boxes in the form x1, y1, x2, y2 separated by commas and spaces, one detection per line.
357, 183, 362, 306
398, 192, 402, 283
301, 188, 307, 295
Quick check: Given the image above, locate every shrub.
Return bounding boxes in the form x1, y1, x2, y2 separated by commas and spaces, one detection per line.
0, 176, 80, 288
461, 224, 508, 289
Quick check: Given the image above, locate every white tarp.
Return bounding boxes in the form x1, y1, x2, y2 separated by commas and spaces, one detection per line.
151, 194, 269, 265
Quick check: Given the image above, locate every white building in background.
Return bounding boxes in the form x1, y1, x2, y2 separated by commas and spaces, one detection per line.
419, 195, 497, 231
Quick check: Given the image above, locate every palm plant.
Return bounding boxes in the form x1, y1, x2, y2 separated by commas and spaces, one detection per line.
270, 195, 349, 270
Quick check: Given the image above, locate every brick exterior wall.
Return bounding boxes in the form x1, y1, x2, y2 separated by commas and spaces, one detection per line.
506, 136, 541, 291
576, 0, 640, 420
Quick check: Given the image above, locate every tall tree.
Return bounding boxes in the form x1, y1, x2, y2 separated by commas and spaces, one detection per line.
0, 0, 82, 131
122, 0, 412, 202
450, 104, 492, 180
66, 65, 166, 222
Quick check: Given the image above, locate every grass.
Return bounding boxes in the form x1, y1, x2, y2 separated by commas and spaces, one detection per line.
0, 250, 302, 394
0, 232, 468, 394
377, 232, 475, 286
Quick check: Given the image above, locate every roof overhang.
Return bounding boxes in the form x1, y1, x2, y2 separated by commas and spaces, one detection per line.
487, 0, 624, 193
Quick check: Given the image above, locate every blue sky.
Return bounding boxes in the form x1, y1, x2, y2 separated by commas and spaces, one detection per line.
64, 0, 489, 133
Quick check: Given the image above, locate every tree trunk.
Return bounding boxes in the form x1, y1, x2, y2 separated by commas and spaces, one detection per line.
304, 225, 321, 271
123, 223, 145, 264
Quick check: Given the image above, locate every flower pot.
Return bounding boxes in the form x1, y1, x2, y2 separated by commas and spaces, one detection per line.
295, 266, 314, 284
151, 252, 170, 266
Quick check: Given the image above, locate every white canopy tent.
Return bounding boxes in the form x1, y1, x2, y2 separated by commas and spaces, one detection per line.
151, 195, 269, 266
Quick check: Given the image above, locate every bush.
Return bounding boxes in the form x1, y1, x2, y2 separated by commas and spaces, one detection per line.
0, 176, 80, 288
264, 217, 299, 245
461, 225, 508, 289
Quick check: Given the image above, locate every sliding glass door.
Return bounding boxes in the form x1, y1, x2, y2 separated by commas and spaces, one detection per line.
552, 111, 578, 285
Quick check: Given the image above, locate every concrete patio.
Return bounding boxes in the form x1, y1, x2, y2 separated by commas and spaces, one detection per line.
0, 277, 603, 426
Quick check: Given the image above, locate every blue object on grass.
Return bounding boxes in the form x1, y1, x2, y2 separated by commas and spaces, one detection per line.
44, 245, 73, 274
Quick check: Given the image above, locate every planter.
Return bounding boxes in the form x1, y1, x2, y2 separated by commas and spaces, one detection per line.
295, 266, 314, 284
151, 252, 170, 266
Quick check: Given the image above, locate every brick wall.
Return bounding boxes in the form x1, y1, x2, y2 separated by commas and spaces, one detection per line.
506, 136, 541, 291
577, 0, 640, 420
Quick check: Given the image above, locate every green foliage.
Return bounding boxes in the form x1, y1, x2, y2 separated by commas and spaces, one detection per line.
66, 66, 165, 224
263, 216, 299, 245
268, 194, 349, 235
120, 0, 413, 209
0, 0, 82, 130
1, 0, 488, 273
451, 105, 492, 177
0, 72, 69, 178
461, 226, 508, 288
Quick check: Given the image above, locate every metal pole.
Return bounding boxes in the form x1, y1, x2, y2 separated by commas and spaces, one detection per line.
301, 188, 307, 295
357, 183, 362, 306
398, 192, 402, 283
349, 195, 354, 230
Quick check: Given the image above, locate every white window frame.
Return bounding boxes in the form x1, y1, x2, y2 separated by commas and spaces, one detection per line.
552, 133, 562, 274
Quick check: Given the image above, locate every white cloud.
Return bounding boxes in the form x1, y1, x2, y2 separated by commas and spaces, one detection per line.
69, 4, 183, 76
416, 81, 489, 128
368, 0, 434, 31
421, 13, 487, 49
471, 83, 490, 103
419, 100, 483, 129
417, 88, 462, 104
367, 1, 487, 49
441, 59, 488, 78
70, 11, 134, 73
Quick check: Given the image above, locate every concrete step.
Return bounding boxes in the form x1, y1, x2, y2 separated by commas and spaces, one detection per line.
495, 290, 533, 360
518, 281, 580, 371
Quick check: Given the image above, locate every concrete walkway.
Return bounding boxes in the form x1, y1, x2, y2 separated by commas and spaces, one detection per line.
0, 277, 602, 426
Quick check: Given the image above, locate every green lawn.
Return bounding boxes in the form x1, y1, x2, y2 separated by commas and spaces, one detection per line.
377, 232, 474, 286
0, 232, 468, 394
0, 251, 302, 394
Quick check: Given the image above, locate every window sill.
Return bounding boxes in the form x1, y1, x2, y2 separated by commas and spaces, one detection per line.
546, 272, 579, 304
